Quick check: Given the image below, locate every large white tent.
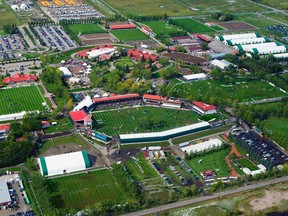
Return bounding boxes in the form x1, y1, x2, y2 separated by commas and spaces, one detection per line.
38, 150, 90, 177
181, 138, 222, 154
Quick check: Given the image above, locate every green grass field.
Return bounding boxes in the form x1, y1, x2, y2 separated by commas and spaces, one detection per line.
67, 23, 106, 35
0, 85, 48, 115
265, 13, 288, 24
92, 106, 200, 136
211, 25, 225, 31
262, 0, 288, 10
125, 153, 158, 181
111, 29, 149, 41
143, 21, 182, 35
185, 147, 231, 178
237, 158, 258, 171
171, 18, 215, 33
236, 14, 281, 28
49, 169, 128, 209
114, 57, 135, 67
169, 80, 286, 104
104, 0, 196, 16
0, 1, 20, 30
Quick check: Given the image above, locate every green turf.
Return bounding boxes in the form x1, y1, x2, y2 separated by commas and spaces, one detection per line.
68, 23, 106, 35
142, 21, 182, 35
114, 57, 135, 67
92, 106, 200, 136
0, 85, 48, 115
185, 147, 231, 178
0, 1, 20, 30
235, 14, 280, 28
237, 158, 258, 171
111, 29, 149, 41
49, 169, 128, 209
43, 117, 73, 134
262, 0, 288, 10
265, 13, 288, 24
169, 80, 286, 104
171, 18, 215, 33
211, 25, 225, 31
125, 153, 158, 181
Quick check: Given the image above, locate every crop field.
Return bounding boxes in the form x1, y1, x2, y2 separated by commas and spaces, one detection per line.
143, 21, 182, 35
125, 153, 158, 181
169, 80, 286, 104
237, 158, 258, 171
265, 13, 288, 24
235, 14, 280, 28
262, 0, 288, 10
49, 169, 128, 209
180, 0, 267, 13
171, 18, 215, 33
211, 25, 225, 31
111, 29, 149, 41
92, 106, 200, 136
104, 0, 196, 17
67, 23, 106, 35
0, 1, 20, 29
0, 85, 47, 115
185, 147, 231, 178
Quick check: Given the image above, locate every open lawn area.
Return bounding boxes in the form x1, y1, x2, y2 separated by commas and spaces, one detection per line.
104, 0, 196, 16
265, 13, 288, 24
235, 14, 281, 28
169, 80, 286, 104
181, 0, 267, 13
125, 153, 158, 181
170, 18, 215, 33
0, 85, 47, 115
262, 0, 288, 10
111, 29, 149, 41
67, 23, 106, 35
185, 147, 231, 178
92, 106, 200, 136
0, 1, 20, 29
143, 21, 182, 35
49, 169, 128, 209
237, 158, 258, 171
114, 57, 135, 67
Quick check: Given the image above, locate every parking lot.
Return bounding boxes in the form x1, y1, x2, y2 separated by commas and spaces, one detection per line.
233, 129, 288, 168
0, 34, 27, 61
0, 60, 42, 75
34, 25, 78, 51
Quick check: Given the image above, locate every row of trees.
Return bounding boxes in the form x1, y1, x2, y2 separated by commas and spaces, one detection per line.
3, 24, 19, 34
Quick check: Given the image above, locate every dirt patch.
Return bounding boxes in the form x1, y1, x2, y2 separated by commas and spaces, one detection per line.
219, 21, 256, 31
79, 33, 117, 45
249, 190, 288, 212
162, 52, 207, 65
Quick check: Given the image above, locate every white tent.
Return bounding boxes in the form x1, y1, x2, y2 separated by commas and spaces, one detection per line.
11, 5, 20, 11
38, 150, 90, 177
181, 138, 222, 154
59, 66, 72, 77
73, 95, 93, 111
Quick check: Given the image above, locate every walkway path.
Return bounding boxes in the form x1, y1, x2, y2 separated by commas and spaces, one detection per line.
39, 80, 57, 109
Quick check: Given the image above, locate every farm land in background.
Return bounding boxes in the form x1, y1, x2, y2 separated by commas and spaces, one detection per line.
262, 0, 288, 10
0, 0, 20, 29
111, 29, 149, 41
0, 85, 48, 115
170, 18, 215, 33
235, 14, 281, 28
92, 106, 200, 136
49, 169, 128, 210
142, 21, 183, 35
67, 23, 106, 35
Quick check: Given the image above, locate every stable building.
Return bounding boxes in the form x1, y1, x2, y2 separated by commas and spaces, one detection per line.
3, 73, 38, 84
127, 49, 158, 62
69, 110, 92, 129
77, 45, 117, 59
110, 23, 136, 30
0, 180, 11, 206
38, 150, 91, 177
181, 138, 222, 154
211, 59, 233, 70
192, 101, 217, 115
216, 33, 261, 41
143, 94, 163, 104
183, 73, 207, 82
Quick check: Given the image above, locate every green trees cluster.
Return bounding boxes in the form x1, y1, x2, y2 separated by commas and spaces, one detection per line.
129, 14, 168, 22
211, 12, 234, 21
3, 24, 19, 34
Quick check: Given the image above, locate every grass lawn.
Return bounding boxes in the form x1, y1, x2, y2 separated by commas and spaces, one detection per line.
68, 23, 106, 35
262, 0, 288, 10
121, 141, 170, 149
0, 85, 48, 115
104, 0, 196, 16
235, 14, 280, 28
114, 57, 135, 67
0, 30, 5, 35
40, 134, 85, 154
185, 147, 231, 178
171, 18, 215, 33
237, 158, 258, 171
143, 20, 182, 35
265, 13, 288, 24
199, 113, 221, 122
43, 117, 73, 134
211, 25, 225, 31
170, 80, 286, 104
49, 169, 128, 209
111, 29, 149, 41
92, 106, 200, 136
125, 153, 158, 181
0, 1, 20, 29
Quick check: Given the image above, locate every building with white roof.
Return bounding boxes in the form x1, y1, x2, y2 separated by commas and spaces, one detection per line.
242, 164, 266, 176
120, 122, 210, 144
73, 95, 93, 111
273, 53, 288, 58
216, 33, 261, 41
211, 59, 233, 70
234, 42, 281, 52
87, 47, 117, 59
58, 67, 72, 77
0, 180, 11, 205
251, 45, 288, 55
224, 37, 269, 46
183, 73, 206, 82
181, 138, 222, 154
38, 150, 91, 177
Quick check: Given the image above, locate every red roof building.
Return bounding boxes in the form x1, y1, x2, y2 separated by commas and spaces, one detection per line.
3, 73, 38, 84
69, 110, 92, 129
93, 94, 140, 104
142, 25, 153, 34
162, 99, 182, 109
77, 45, 114, 58
201, 170, 216, 179
194, 34, 211, 43
192, 101, 217, 115
143, 94, 163, 103
127, 49, 158, 62
41, 121, 50, 129
110, 23, 136, 30
0, 123, 10, 133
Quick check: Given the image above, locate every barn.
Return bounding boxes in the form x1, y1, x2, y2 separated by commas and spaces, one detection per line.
69, 110, 93, 129
38, 150, 91, 177
192, 101, 217, 115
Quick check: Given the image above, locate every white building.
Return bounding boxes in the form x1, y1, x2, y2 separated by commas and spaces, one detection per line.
211, 59, 233, 70
224, 37, 269, 46
38, 150, 91, 177
183, 73, 207, 82
192, 101, 217, 115
234, 42, 281, 52
58, 67, 72, 77
87, 47, 117, 59
216, 33, 260, 41
273, 53, 288, 58
242, 164, 266, 176
181, 138, 222, 154
73, 95, 93, 111
251, 46, 288, 55
0, 180, 11, 205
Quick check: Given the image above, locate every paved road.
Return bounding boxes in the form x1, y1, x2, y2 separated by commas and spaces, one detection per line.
122, 176, 288, 216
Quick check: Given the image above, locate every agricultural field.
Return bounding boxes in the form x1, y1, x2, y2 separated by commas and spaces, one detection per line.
180, 0, 267, 13
92, 106, 200, 136
185, 147, 231, 178
237, 158, 258, 171
104, 0, 196, 17
265, 13, 288, 24
49, 169, 128, 209
262, 0, 288, 10
111, 29, 149, 41
171, 18, 215, 33
0, 85, 48, 115
235, 14, 281, 28
142, 20, 182, 35
0, 0, 20, 29
67, 23, 106, 35
169, 80, 286, 104
211, 25, 225, 31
